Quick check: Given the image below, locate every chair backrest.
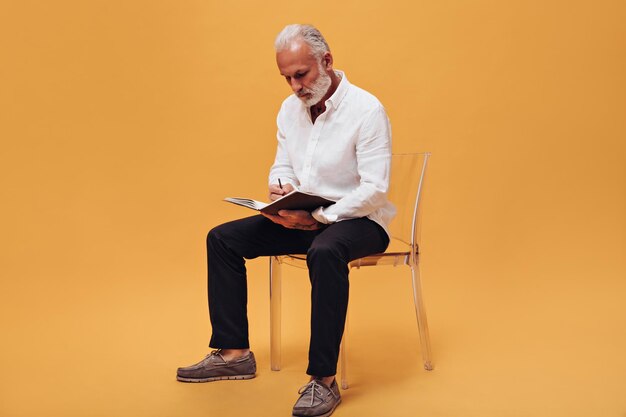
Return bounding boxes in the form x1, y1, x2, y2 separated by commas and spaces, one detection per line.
386, 153, 431, 258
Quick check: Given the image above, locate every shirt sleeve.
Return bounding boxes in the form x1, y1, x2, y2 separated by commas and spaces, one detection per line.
268, 102, 300, 188
311, 105, 392, 224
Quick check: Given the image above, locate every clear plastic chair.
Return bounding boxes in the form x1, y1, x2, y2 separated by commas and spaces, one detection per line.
269, 152, 433, 389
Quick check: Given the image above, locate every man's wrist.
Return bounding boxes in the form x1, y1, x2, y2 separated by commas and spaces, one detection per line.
311, 207, 332, 225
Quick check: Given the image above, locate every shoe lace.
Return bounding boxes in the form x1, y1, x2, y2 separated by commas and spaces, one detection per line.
297, 380, 337, 407
205, 349, 226, 362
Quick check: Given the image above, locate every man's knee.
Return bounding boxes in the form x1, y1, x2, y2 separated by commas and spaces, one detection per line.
206, 217, 267, 259
206, 224, 224, 248
306, 242, 350, 292
206, 222, 240, 254
306, 241, 348, 267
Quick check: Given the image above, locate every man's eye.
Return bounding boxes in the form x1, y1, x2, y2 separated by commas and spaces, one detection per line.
294, 72, 306, 79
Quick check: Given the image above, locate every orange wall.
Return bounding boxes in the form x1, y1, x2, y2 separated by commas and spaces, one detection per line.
1, 1, 625, 415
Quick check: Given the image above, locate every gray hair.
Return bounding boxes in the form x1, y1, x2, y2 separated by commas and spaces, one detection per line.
274, 24, 330, 58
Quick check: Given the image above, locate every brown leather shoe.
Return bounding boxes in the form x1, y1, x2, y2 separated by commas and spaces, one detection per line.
292, 379, 341, 417
177, 350, 256, 382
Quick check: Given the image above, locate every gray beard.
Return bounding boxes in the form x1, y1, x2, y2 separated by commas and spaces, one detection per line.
301, 70, 332, 107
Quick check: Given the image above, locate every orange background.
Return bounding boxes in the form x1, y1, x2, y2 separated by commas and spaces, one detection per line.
1, 0, 625, 416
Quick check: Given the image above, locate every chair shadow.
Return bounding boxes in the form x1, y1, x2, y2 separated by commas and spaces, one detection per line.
258, 323, 434, 400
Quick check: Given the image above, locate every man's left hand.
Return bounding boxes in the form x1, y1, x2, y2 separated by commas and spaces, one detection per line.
262, 210, 323, 230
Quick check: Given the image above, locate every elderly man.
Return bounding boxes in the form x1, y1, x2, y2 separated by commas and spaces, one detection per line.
177, 24, 394, 417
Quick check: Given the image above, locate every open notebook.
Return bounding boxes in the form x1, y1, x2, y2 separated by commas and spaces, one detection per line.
224, 190, 335, 215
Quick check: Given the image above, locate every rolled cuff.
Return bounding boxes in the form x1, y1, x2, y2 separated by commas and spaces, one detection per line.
311, 206, 338, 224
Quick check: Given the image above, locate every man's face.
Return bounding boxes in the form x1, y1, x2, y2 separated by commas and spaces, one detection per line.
276, 40, 332, 107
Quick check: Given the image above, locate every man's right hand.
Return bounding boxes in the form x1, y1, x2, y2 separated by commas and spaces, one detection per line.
269, 182, 294, 201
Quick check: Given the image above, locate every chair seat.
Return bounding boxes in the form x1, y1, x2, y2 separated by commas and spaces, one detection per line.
277, 238, 418, 269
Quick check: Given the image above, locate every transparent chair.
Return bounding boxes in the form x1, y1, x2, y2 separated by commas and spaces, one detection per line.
269, 152, 433, 389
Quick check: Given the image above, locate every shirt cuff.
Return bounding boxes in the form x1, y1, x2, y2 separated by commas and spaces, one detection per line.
311, 207, 338, 224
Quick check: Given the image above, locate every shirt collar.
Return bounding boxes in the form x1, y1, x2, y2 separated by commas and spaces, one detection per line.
325, 70, 349, 110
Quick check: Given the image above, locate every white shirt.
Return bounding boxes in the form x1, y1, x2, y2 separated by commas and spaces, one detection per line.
268, 71, 396, 236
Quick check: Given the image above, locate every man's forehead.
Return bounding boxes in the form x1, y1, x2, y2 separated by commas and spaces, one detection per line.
280, 38, 310, 54
276, 40, 317, 73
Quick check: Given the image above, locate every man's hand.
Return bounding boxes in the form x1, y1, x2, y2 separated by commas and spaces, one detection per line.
269, 182, 295, 201
262, 210, 323, 230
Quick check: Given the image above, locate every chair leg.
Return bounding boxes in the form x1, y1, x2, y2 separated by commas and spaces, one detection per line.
410, 265, 433, 371
270, 256, 282, 371
339, 308, 349, 389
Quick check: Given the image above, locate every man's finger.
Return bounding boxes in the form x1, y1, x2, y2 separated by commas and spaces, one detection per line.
261, 212, 284, 225
278, 209, 308, 218
262, 212, 297, 229
269, 184, 285, 194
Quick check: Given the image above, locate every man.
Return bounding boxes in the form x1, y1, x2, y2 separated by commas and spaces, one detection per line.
177, 24, 395, 417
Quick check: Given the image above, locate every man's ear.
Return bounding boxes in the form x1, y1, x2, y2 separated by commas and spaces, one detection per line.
323, 52, 333, 70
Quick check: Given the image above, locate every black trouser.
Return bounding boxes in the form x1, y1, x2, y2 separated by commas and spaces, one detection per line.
206, 215, 389, 377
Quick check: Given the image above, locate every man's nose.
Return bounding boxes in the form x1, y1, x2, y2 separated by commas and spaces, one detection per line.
290, 79, 302, 92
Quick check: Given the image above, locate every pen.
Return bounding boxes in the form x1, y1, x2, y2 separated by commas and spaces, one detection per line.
278, 178, 283, 190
